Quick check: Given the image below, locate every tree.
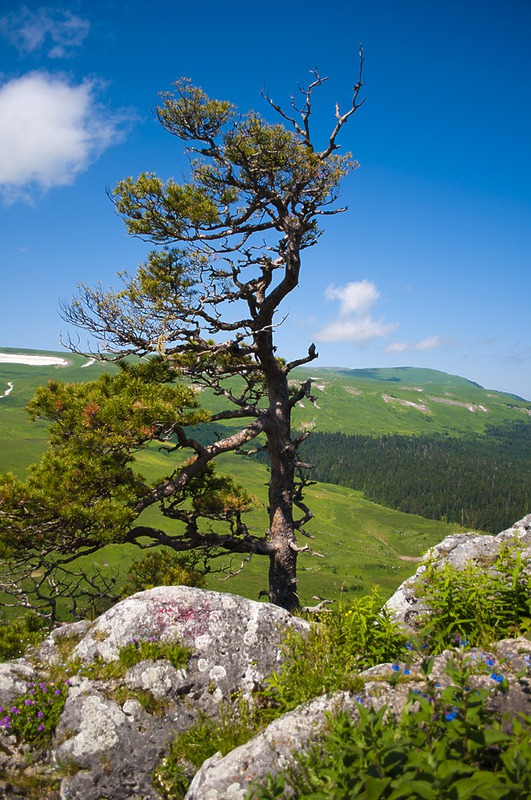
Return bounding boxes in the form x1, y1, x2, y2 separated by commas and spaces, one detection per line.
0, 61, 364, 614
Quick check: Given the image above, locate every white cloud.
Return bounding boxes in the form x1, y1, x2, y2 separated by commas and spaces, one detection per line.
318, 279, 398, 346
385, 336, 444, 354
0, 72, 130, 203
386, 341, 409, 353
325, 279, 380, 317
318, 316, 398, 345
0, 6, 90, 58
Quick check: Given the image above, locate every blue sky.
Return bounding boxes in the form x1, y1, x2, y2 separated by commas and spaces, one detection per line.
1, 0, 530, 400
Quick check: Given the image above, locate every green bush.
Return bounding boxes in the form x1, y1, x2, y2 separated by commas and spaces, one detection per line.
153, 694, 264, 799
249, 656, 531, 799
0, 678, 69, 744
117, 636, 190, 670
262, 590, 408, 716
120, 550, 207, 598
0, 612, 48, 662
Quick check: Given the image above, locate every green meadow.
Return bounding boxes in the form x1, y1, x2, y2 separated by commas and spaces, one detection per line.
3, 348, 529, 609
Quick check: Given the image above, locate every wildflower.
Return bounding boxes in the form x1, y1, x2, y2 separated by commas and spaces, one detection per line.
445, 710, 458, 721
490, 672, 505, 683
392, 664, 400, 672
404, 669, 410, 676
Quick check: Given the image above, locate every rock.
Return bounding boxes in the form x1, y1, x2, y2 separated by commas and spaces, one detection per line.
51, 587, 309, 800
71, 586, 310, 711
0, 660, 36, 708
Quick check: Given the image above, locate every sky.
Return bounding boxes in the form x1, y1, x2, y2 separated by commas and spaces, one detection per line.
0, 0, 530, 401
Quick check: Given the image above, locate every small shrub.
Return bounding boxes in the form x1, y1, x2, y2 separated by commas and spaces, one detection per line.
118, 636, 190, 671
0, 612, 48, 662
262, 589, 408, 716
120, 550, 206, 598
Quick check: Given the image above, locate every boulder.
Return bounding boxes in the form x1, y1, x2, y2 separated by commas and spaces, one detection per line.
3, 587, 309, 800
70, 586, 310, 710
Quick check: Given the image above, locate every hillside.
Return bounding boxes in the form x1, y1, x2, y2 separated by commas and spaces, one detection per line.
2, 351, 530, 458
288, 365, 530, 437
0, 347, 502, 606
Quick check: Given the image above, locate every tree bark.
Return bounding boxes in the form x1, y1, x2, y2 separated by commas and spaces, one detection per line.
263, 354, 299, 609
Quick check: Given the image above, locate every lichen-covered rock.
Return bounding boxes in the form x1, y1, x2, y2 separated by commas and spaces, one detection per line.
54, 676, 185, 800
385, 514, 531, 630
0, 660, 36, 708
72, 586, 310, 710
51, 587, 310, 799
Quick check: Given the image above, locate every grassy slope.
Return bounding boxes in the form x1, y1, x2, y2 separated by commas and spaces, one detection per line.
86, 449, 465, 605
290, 366, 531, 437
3, 348, 529, 606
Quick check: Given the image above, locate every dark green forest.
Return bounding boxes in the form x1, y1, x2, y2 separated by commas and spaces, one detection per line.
296, 421, 530, 533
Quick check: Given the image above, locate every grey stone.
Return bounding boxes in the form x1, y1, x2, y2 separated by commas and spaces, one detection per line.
51, 587, 309, 799
72, 586, 310, 711
0, 660, 36, 708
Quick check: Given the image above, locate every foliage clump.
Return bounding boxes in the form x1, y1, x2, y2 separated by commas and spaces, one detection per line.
249, 656, 531, 799
416, 540, 531, 650
120, 550, 207, 598
262, 590, 407, 716
0, 678, 69, 744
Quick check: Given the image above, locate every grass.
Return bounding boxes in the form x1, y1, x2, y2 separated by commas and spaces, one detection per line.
77, 449, 471, 608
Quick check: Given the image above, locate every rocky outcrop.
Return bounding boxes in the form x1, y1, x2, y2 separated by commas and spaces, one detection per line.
1, 517, 531, 799
0, 587, 309, 800
185, 636, 531, 800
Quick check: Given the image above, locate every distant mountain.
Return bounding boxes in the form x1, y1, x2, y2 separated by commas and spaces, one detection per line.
1, 350, 530, 448
289, 365, 530, 438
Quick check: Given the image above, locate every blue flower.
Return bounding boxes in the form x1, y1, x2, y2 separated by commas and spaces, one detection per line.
392, 664, 400, 672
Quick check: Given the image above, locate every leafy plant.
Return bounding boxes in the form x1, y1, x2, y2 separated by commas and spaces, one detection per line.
0, 678, 69, 744
249, 656, 531, 799
262, 591, 407, 716
117, 636, 190, 670
0, 611, 48, 662
119, 550, 207, 598
416, 541, 531, 650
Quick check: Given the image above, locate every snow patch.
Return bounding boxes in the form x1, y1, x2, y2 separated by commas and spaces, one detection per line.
0, 353, 69, 366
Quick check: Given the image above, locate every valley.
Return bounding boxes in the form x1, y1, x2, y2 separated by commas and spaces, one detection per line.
0, 347, 529, 609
